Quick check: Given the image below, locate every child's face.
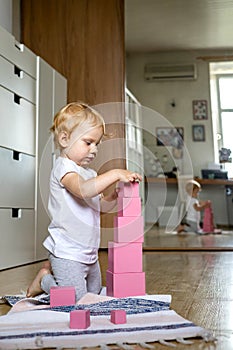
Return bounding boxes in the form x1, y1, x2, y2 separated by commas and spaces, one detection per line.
192, 187, 200, 198
64, 124, 103, 166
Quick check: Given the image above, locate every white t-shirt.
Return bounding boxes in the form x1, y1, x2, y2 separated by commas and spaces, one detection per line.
186, 195, 200, 224
43, 157, 101, 264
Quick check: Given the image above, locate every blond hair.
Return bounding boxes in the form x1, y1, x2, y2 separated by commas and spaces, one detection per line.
185, 179, 201, 195
50, 102, 106, 149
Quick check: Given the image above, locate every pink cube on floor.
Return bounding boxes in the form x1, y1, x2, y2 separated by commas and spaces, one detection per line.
106, 270, 146, 297
117, 197, 141, 217
50, 286, 76, 307
108, 241, 143, 273
70, 309, 90, 329
110, 309, 127, 324
118, 181, 140, 198
114, 216, 144, 243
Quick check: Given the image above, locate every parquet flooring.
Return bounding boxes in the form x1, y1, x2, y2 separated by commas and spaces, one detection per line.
1, 229, 233, 349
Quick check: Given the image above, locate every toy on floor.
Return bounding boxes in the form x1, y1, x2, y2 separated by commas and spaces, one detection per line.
50, 286, 76, 307
203, 204, 222, 234
70, 309, 90, 329
106, 181, 146, 297
110, 309, 127, 324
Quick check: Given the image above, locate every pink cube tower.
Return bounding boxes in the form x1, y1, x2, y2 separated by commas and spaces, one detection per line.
106, 181, 146, 297
203, 205, 215, 233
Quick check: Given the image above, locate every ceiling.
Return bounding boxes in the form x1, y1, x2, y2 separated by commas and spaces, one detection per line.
125, 0, 233, 52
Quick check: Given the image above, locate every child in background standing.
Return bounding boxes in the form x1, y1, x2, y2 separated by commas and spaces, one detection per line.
27, 102, 142, 301
177, 179, 211, 234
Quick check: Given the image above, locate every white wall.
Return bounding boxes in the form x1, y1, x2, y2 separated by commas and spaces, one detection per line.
126, 50, 232, 177
0, 0, 12, 33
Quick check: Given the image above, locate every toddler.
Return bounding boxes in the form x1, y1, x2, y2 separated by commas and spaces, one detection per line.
27, 101, 142, 301
177, 179, 210, 234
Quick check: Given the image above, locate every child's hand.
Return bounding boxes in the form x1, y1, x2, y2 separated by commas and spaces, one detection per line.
103, 188, 119, 202
100, 188, 119, 212
116, 169, 142, 183
202, 200, 211, 208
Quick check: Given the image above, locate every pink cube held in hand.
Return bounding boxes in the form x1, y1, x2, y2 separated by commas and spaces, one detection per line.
118, 181, 140, 198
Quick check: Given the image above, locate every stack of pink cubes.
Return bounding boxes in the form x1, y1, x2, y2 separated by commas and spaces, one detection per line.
106, 181, 146, 297
203, 204, 214, 233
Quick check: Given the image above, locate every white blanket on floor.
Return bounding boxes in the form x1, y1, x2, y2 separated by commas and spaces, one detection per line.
0, 293, 213, 349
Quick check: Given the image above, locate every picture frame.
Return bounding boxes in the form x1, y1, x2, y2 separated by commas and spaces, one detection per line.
192, 125, 205, 142
156, 127, 184, 147
192, 100, 208, 120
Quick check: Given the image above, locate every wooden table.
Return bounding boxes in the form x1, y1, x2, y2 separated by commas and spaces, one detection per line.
145, 177, 233, 226
146, 177, 233, 186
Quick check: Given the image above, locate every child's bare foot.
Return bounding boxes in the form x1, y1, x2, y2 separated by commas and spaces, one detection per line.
26, 267, 50, 298
177, 224, 185, 234
41, 260, 51, 270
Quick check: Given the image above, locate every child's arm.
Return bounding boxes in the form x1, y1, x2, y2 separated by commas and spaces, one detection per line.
100, 188, 119, 213
102, 188, 119, 202
61, 169, 142, 199
193, 200, 211, 211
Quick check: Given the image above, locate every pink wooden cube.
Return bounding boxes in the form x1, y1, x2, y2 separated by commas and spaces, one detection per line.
117, 197, 141, 217
114, 216, 144, 243
50, 286, 76, 307
106, 270, 146, 297
118, 181, 140, 198
69, 309, 90, 329
110, 309, 127, 324
108, 241, 143, 273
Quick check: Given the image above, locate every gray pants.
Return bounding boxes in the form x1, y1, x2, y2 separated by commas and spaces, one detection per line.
41, 253, 101, 302
184, 219, 200, 233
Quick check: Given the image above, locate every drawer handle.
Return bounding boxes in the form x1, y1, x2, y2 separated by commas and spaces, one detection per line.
14, 94, 21, 105
12, 150, 21, 161
12, 208, 21, 218
14, 66, 23, 79
15, 40, 24, 52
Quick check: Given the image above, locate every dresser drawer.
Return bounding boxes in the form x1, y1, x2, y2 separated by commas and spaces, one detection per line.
0, 147, 35, 208
0, 55, 36, 103
0, 208, 35, 269
0, 25, 36, 78
0, 86, 36, 154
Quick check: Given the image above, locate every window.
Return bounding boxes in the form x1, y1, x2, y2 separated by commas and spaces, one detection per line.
210, 62, 233, 178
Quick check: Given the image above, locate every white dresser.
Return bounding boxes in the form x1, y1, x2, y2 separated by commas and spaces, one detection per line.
35, 57, 67, 261
0, 25, 67, 269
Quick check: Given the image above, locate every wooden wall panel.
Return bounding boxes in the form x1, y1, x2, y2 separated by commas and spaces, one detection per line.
21, 0, 125, 165
21, 0, 126, 239
21, 0, 125, 106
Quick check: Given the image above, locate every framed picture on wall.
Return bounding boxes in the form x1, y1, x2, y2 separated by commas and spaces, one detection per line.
156, 127, 184, 147
192, 125, 205, 142
192, 100, 208, 120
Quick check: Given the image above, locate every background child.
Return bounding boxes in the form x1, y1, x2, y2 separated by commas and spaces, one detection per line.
27, 102, 142, 301
177, 179, 211, 234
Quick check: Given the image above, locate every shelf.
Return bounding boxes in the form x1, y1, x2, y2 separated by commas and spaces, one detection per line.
146, 177, 233, 186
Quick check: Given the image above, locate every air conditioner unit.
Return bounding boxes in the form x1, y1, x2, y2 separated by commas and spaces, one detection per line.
144, 63, 197, 81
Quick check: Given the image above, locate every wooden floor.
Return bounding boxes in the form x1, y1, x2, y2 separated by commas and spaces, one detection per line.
1, 242, 233, 349
144, 224, 233, 250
